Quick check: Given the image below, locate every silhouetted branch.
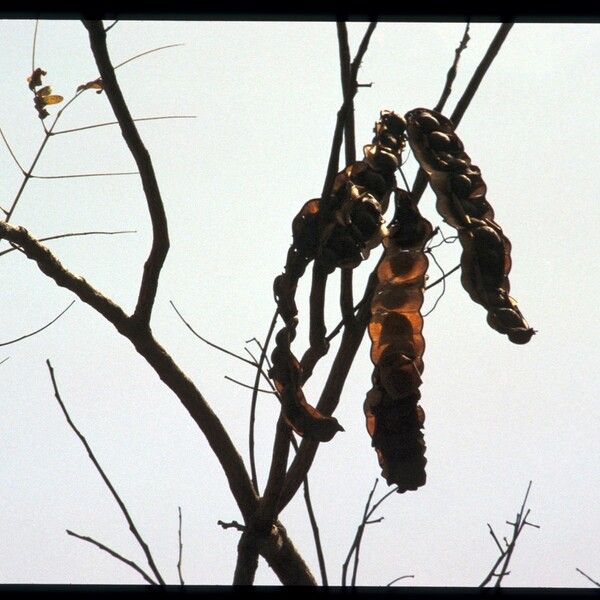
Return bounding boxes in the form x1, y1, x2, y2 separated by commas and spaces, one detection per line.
85, 20, 170, 328
480, 481, 538, 588
47, 360, 166, 586
434, 21, 471, 113
301, 467, 328, 586
302, 21, 377, 382
0, 300, 75, 347
66, 529, 158, 585
342, 478, 399, 587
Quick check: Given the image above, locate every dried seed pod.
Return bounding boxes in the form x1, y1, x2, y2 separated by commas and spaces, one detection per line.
405, 107, 534, 345
364, 189, 432, 492
271, 111, 409, 441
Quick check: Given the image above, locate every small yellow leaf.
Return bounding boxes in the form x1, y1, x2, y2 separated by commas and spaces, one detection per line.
37, 85, 53, 96
41, 95, 64, 106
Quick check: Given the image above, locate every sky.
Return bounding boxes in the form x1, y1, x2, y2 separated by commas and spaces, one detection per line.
0, 19, 599, 587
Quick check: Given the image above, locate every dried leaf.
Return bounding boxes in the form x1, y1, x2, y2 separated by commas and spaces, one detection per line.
37, 85, 53, 96
27, 67, 47, 90
76, 78, 104, 94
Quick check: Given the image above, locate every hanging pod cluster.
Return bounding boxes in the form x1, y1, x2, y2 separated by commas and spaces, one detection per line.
272, 108, 534, 489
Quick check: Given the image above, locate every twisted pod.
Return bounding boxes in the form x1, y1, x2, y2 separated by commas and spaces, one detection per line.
364, 188, 433, 491
405, 108, 534, 344
270, 111, 407, 441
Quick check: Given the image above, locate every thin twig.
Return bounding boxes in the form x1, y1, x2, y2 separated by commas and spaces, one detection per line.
412, 22, 513, 204
0, 300, 75, 347
0, 127, 26, 173
224, 375, 276, 394
480, 480, 537, 588
104, 20, 119, 33
31, 171, 138, 179
31, 19, 39, 74
217, 520, 245, 532
114, 43, 184, 70
337, 21, 355, 164
387, 575, 415, 586
248, 309, 278, 494
169, 301, 255, 368
425, 263, 460, 291
66, 530, 158, 585
434, 21, 471, 113
0, 357, 9, 366
302, 469, 328, 587
576, 568, 600, 588
342, 478, 378, 587
53, 115, 197, 136
0, 230, 136, 259
46, 360, 166, 586
422, 250, 447, 318
321, 21, 377, 201
450, 23, 514, 128
177, 506, 184, 585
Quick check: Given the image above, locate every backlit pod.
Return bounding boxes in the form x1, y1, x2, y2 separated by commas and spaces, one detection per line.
404, 108, 534, 344
364, 189, 433, 491
270, 111, 408, 441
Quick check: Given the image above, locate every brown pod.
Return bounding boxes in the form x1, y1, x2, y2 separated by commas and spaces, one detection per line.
364, 189, 432, 491
271, 111, 412, 443
405, 107, 534, 345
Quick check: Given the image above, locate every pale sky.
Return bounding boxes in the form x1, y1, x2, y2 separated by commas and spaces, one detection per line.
0, 19, 598, 587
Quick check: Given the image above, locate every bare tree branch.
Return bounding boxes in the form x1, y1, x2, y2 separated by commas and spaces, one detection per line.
434, 21, 471, 113
480, 481, 538, 588
0, 300, 75, 347
66, 529, 158, 585
84, 20, 169, 328
337, 21, 355, 164
47, 360, 166, 585
302, 21, 378, 381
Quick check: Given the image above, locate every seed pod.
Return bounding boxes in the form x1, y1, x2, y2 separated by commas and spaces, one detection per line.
405, 107, 534, 345
364, 189, 432, 492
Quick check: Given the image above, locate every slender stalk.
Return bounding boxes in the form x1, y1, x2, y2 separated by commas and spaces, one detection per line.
47, 360, 166, 586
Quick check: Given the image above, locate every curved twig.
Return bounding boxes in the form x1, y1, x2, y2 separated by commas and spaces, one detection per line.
66, 529, 158, 585
85, 20, 169, 327
0, 230, 136, 259
0, 300, 75, 347
47, 360, 166, 585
